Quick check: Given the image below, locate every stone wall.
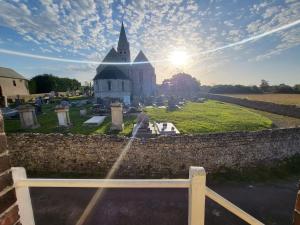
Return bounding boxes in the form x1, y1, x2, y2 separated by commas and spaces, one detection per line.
294, 181, 300, 225
0, 113, 21, 225
200, 93, 300, 118
7, 127, 300, 178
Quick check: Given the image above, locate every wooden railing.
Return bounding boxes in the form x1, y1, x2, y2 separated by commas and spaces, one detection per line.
12, 167, 264, 225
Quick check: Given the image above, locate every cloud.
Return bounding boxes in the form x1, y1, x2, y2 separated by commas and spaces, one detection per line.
0, 0, 299, 83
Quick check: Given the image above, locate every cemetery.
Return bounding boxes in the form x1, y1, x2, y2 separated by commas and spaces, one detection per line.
144, 100, 273, 134
2, 95, 274, 136
3, 97, 136, 136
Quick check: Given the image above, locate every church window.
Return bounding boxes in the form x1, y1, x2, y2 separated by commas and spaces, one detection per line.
139, 71, 143, 84
107, 81, 111, 91
122, 81, 125, 91
13, 80, 16, 86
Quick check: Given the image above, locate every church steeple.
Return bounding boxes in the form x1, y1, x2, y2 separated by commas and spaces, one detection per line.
117, 21, 130, 62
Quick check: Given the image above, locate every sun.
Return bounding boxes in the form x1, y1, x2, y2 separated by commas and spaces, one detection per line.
168, 50, 189, 66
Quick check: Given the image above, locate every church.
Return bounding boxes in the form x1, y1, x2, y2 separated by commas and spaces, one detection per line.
93, 22, 156, 105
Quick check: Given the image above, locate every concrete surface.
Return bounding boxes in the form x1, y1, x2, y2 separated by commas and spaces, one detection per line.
30, 179, 299, 225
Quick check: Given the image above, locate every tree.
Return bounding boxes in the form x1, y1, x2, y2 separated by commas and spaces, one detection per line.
29, 74, 81, 94
293, 84, 300, 93
274, 83, 294, 93
260, 79, 270, 93
209, 85, 262, 94
160, 73, 200, 98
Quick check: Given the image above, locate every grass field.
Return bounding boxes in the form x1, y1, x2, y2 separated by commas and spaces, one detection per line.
145, 100, 273, 134
225, 94, 300, 105
4, 103, 136, 136
249, 109, 300, 128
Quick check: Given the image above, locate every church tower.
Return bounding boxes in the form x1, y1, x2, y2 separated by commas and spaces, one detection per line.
117, 22, 130, 62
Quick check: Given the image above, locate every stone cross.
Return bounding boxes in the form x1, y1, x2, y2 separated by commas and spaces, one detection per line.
55, 105, 71, 126
17, 104, 39, 129
110, 102, 124, 131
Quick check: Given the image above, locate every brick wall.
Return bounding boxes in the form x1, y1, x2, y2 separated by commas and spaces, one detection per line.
200, 93, 300, 118
7, 127, 300, 178
0, 112, 21, 225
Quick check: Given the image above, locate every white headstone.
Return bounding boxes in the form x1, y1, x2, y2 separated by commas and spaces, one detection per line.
55, 105, 71, 126
17, 105, 39, 129
110, 102, 123, 131
84, 116, 106, 126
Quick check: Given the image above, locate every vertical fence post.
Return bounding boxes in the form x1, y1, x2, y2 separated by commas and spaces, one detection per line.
188, 166, 206, 225
12, 167, 35, 225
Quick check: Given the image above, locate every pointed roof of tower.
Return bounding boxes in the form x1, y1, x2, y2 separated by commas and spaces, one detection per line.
95, 47, 121, 76
134, 50, 154, 69
103, 47, 120, 62
134, 50, 150, 62
118, 21, 129, 46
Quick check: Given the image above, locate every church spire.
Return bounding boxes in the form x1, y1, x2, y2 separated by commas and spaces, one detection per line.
117, 21, 130, 62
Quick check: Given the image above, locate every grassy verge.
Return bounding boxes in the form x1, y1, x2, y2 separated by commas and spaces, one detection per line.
248, 108, 300, 128
145, 100, 273, 134
210, 154, 300, 184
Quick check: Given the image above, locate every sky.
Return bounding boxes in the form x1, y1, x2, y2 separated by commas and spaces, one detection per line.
0, 0, 299, 85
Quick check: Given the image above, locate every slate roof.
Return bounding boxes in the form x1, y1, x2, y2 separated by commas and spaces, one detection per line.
134, 51, 153, 68
134, 50, 149, 62
94, 66, 129, 80
117, 21, 129, 47
102, 48, 121, 62
0, 67, 27, 80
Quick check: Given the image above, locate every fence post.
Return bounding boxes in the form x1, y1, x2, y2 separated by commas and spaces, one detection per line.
12, 167, 35, 225
188, 166, 206, 225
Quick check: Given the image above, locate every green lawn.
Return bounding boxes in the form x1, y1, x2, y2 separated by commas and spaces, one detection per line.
4, 103, 136, 136
145, 100, 273, 134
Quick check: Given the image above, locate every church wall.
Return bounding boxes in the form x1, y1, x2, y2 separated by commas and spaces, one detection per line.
131, 65, 156, 97
94, 79, 131, 100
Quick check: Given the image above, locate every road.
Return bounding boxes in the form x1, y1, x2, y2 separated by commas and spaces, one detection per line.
30, 178, 299, 225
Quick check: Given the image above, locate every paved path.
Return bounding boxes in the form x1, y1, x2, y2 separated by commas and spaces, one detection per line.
30, 179, 299, 225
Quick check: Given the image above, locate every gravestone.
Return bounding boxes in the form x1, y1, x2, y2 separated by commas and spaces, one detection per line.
17, 104, 39, 129
80, 108, 87, 116
134, 113, 157, 137
84, 116, 106, 126
55, 105, 71, 126
110, 102, 123, 131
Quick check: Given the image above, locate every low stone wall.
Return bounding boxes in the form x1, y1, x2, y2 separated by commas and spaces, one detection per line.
200, 93, 300, 118
7, 127, 300, 178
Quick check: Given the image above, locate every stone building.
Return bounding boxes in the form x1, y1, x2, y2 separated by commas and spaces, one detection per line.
93, 22, 156, 105
0, 67, 29, 107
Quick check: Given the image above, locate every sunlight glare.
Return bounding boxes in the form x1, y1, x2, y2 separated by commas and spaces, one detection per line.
168, 50, 189, 66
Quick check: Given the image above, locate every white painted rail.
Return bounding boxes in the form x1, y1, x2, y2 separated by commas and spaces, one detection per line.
15, 179, 190, 188
12, 167, 264, 225
206, 187, 264, 225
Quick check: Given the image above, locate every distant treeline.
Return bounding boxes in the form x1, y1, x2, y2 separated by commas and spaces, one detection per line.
29, 74, 81, 94
207, 80, 300, 94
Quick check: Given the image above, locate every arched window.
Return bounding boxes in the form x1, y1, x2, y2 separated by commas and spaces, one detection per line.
107, 81, 111, 91
139, 71, 143, 84
13, 80, 16, 86
122, 81, 125, 91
